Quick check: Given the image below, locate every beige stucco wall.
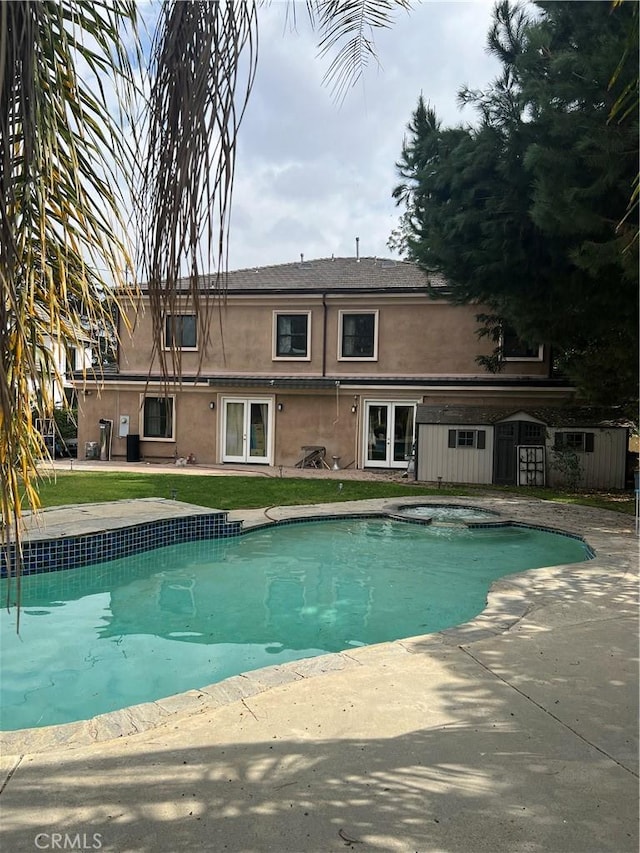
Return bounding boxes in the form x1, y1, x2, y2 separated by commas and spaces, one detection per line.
75, 290, 570, 470
78, 383, 576, 470
118, 294, 551, 379
77, 387, 361, 468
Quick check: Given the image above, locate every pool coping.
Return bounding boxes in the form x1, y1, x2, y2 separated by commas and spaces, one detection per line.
1, 495, 636, 756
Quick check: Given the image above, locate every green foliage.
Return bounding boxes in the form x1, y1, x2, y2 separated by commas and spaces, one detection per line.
52, 408, 78, 441
392, 0, 639, 410
549, 447, 583, 491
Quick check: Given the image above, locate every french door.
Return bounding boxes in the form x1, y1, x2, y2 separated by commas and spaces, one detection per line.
364, 402, 416, 468
222, 398, 272, 464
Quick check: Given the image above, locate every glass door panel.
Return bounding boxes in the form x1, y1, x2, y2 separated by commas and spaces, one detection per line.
364, 402, 415, 468
224, 401, 246, 462
366, 404, 389, 465
223, 398, 271, 464
249, 402, 269, 462
392, 405, 414, 463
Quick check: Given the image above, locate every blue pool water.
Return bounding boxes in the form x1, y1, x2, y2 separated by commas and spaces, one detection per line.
0, 518, 590, 731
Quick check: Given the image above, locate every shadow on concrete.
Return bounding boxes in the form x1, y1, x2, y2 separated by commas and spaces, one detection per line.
2, 623, 637, 853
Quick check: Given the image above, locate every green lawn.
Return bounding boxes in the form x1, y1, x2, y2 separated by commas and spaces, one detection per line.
29, 471, 635, 514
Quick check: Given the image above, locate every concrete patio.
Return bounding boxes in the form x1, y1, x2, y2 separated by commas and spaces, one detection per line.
0, 494, 637, 853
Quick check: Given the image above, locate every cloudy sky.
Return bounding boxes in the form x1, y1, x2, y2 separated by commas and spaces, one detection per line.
226, 1, 502, 271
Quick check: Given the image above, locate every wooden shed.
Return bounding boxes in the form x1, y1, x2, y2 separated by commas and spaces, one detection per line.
415, 406, 630, 490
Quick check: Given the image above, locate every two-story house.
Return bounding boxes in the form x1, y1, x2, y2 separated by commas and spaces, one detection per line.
76, 256, 599, 481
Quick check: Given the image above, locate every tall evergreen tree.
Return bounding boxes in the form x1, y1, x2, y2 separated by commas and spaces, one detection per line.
392, 0, 639, 409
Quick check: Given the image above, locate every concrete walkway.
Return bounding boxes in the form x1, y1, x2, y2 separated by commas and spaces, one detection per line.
0, 496, 638, 853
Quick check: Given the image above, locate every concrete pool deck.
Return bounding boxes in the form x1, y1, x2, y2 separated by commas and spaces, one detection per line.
0, 495, 638, 853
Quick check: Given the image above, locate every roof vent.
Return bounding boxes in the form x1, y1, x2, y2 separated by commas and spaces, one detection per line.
355, 236, 360, 262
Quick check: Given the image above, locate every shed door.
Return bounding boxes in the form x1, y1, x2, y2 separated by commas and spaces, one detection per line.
494, 421, 546, 485
494, 423, 517, 485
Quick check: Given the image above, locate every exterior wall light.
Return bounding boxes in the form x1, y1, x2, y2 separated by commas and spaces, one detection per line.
277, 402, 284, 412
209, 401, 216, 410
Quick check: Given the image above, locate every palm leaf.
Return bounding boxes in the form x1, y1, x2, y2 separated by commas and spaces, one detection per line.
136, 0, 258, 381
0, 0, 137, 624
310, 0, 412, 104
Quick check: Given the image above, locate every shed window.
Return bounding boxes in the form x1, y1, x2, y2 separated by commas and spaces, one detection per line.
521, 422, 545, 443
554, 431, 594, 452
448, 429, 486, 449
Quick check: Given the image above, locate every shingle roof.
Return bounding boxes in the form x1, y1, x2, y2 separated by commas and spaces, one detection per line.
149, 257, 444, 294
416, 404, 632, 428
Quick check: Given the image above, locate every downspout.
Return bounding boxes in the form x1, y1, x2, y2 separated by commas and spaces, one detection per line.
321, 293, 327, 377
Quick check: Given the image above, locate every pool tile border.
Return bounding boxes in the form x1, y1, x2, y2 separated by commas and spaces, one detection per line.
1, 513, 242, 578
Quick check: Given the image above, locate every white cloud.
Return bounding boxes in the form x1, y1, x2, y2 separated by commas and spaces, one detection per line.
228, 0, 501, 269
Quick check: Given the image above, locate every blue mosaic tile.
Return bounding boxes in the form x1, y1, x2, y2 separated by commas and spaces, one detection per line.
0, 511, 238, 578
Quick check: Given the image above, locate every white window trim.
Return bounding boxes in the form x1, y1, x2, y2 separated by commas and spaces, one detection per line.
272, 311, 312, 361
163, 314, 198, 352
338, 309, 379, 361
139, 393, 176, 441
220, 396, 274, 464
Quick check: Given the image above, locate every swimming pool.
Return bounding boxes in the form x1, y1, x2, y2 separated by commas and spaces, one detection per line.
0, 516, 591, 731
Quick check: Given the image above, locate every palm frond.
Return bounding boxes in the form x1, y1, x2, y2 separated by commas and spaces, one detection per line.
0, 0, 137, 622
137, 0, 258, 380
310, 0, 412, 104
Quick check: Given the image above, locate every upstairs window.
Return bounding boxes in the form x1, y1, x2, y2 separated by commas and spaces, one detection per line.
339, 311, 378, 360
165, 315, 197, 350
502, 325, 542, 361
554, 431, 594, 452
142, 396, 174, 440
274, 312, 310, 359
448, 429, 486, 449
